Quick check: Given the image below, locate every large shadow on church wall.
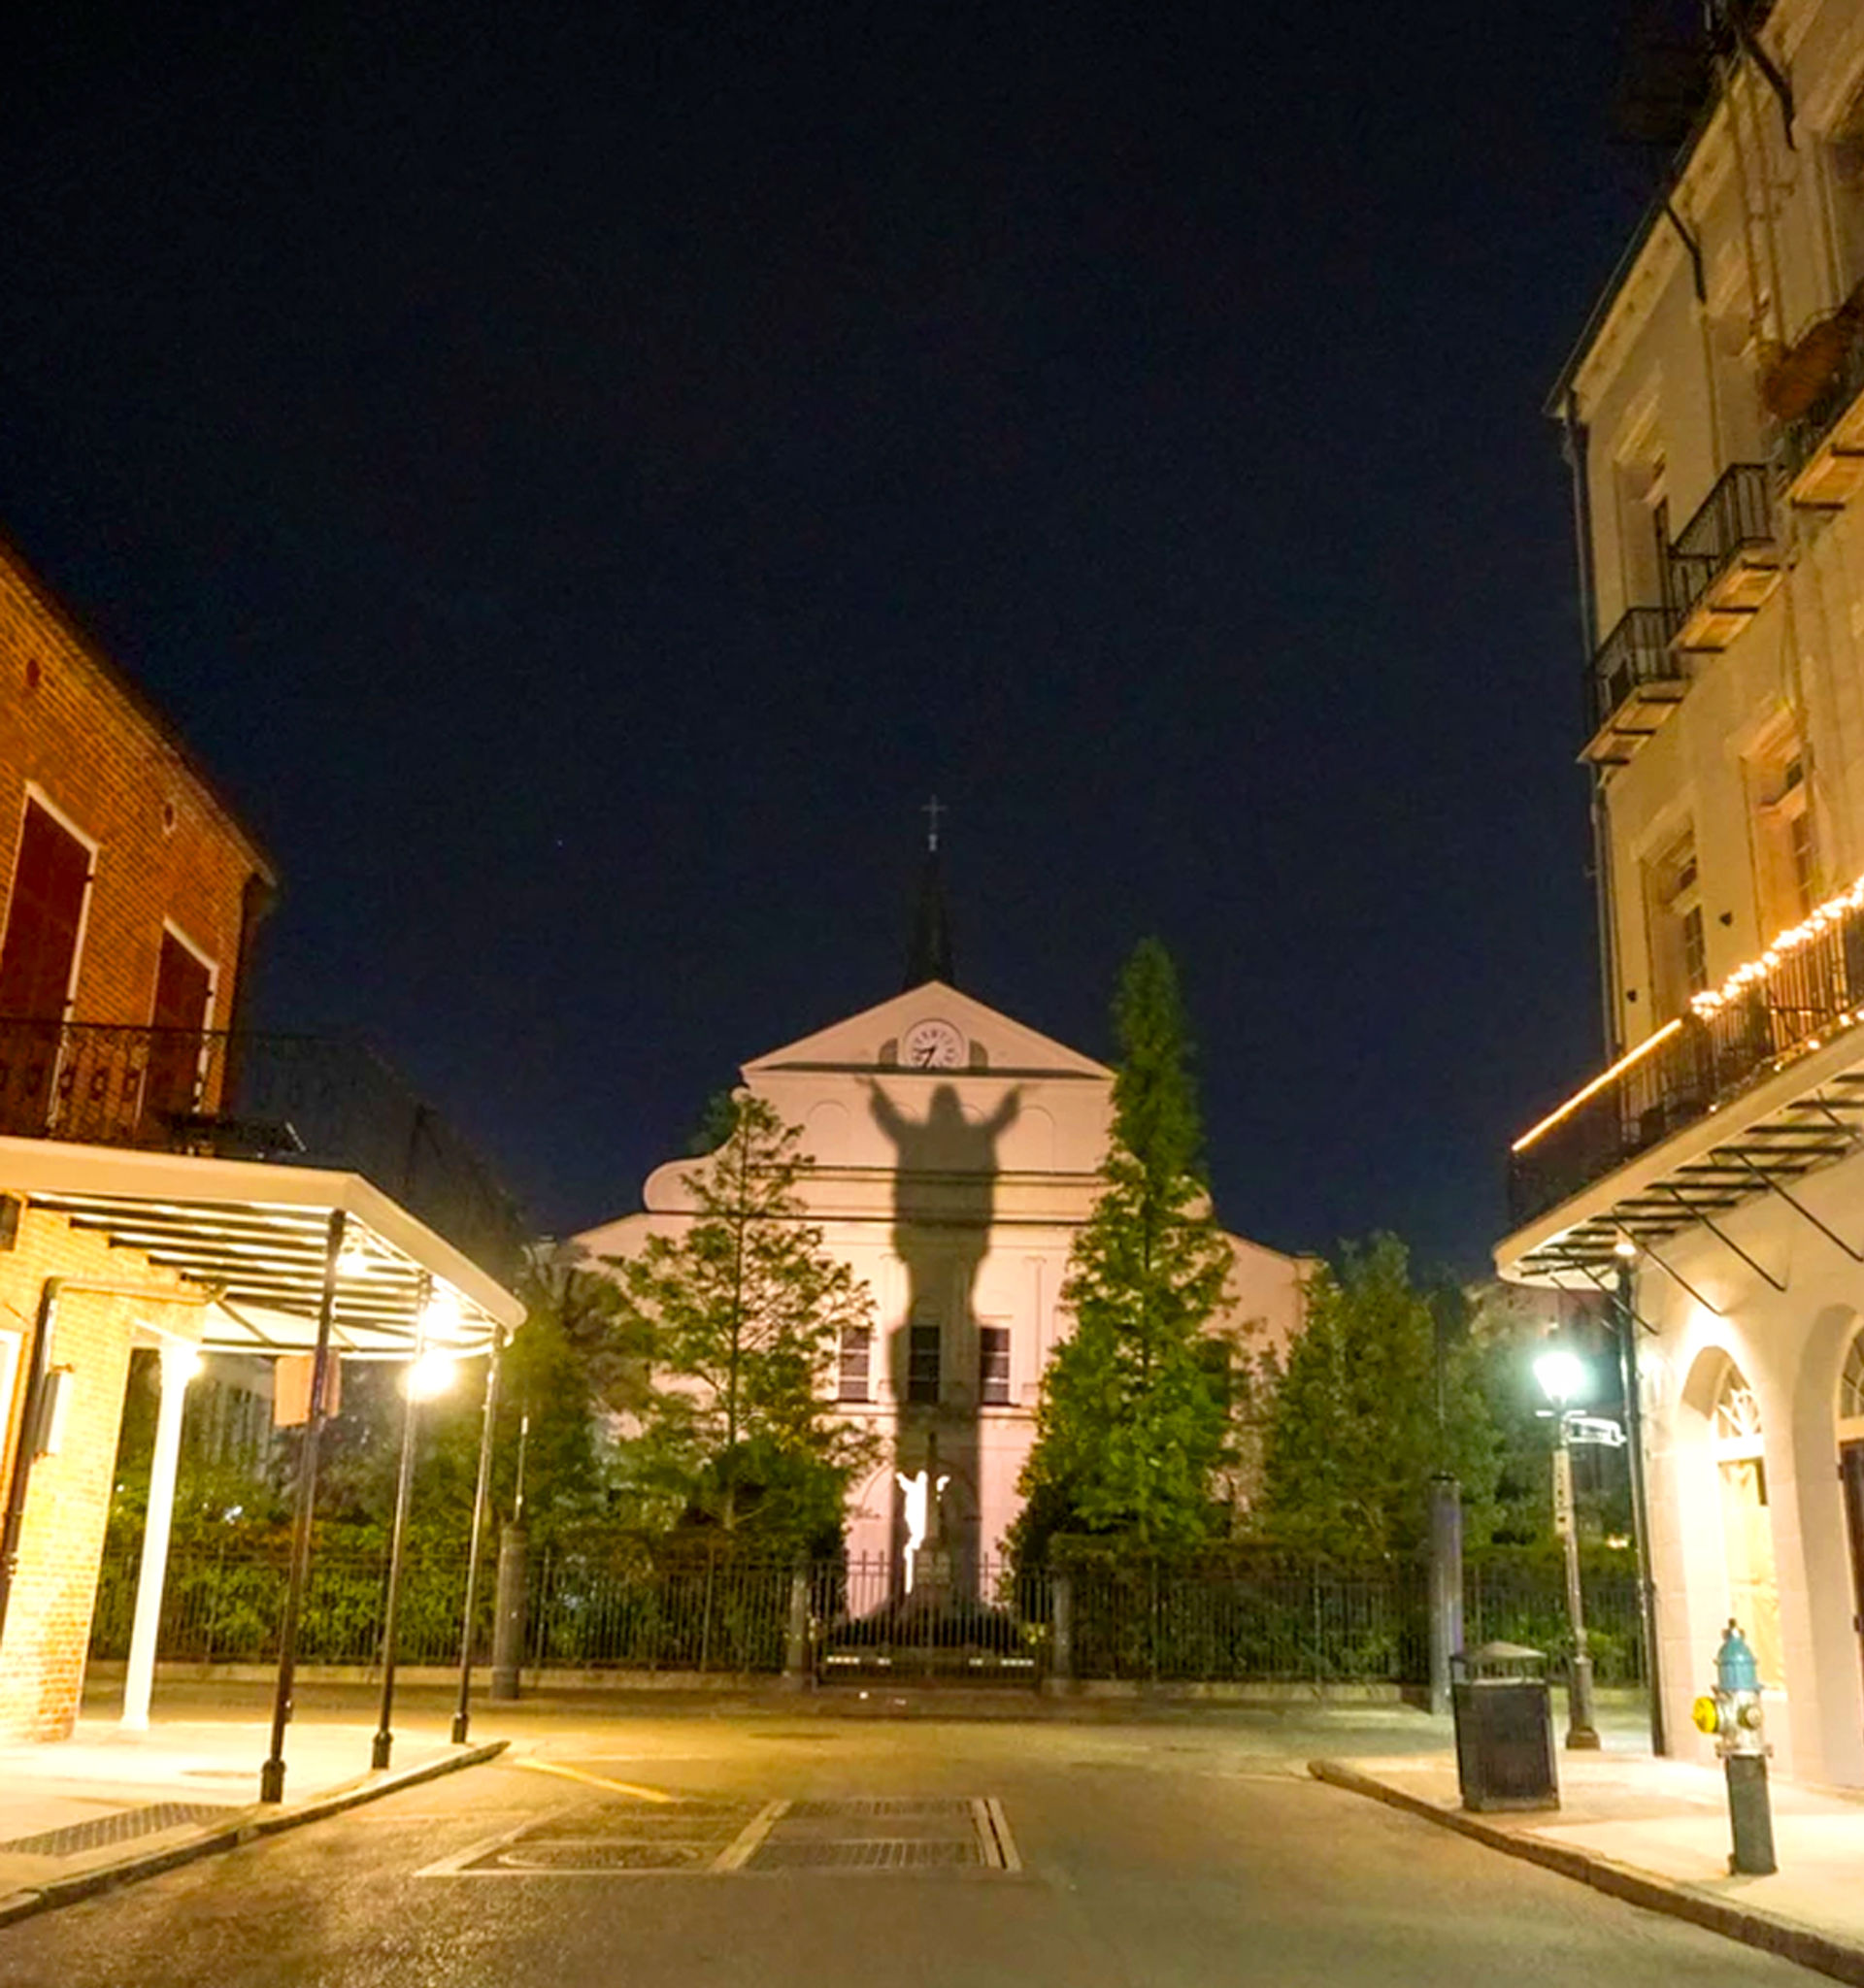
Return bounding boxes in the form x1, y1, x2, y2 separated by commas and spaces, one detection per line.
865, 1078, 1019, 1599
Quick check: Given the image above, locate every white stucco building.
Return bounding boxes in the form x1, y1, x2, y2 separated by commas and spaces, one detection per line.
1497, 0, 1864, 1788
578, 971, 1308, 1571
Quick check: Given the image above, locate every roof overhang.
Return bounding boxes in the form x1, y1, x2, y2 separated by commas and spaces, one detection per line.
1496, 1027, 1864, 1290
3, 1136, 524, 1355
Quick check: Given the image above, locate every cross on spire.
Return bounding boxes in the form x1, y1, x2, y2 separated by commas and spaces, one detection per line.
921, 794, 946, 854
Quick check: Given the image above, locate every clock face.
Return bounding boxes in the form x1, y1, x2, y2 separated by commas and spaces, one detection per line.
902, 1018, 966, 1069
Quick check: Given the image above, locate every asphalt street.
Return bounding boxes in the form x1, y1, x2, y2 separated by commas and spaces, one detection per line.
0, 1708, 1823, 1987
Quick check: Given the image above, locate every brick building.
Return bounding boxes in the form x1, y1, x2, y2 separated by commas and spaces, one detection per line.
0, 537, 523, 1744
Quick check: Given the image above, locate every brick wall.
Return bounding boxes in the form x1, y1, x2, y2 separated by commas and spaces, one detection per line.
0, 542, 273, 1029
0, 1208, 207, 1741
0, 540, 271, 1741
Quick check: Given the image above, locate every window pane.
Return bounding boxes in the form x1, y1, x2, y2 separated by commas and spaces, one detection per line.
979, 1325, 1011, 1405
837, 1325, 872, 1403
907, 1322, 941, 1405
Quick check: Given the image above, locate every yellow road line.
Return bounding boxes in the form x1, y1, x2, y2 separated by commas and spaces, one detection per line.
514, 1756, 678, 1805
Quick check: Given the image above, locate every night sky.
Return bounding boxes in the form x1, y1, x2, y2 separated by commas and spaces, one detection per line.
2, 6, 1663, 1275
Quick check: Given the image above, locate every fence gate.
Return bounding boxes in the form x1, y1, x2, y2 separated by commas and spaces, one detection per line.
811, 1553, 1047, 1687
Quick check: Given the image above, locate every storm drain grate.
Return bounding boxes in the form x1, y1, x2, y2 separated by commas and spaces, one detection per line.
749, 1838, 981, 1872
498, 1839, 722, 1872
0, 1803, 235, 1859
783, 1799, 974, 1820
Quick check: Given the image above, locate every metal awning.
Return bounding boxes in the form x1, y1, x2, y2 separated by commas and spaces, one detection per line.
1497, 1034, 1864, 1290
4, 1136, 523, 1355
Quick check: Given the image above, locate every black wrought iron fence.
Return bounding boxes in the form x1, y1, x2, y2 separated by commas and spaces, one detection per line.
88, 1544, 483, 1668
813, 1552, 1048, 1678
1465, 1564, 1644, 1685
527, 1545, 794, 1673
91, 1543, 1643, 1687
1063, 1559, 1428, 1684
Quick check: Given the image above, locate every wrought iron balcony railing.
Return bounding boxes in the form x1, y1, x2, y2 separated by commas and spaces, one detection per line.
1584, 604, 1687, 748
0, 1022, 526, 1286
1664, 462, 1778, 635
1508, 891, 1864, 1230
1781, 310, 1864, 508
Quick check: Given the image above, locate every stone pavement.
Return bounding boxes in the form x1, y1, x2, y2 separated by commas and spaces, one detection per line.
0, 1693, 500, 1924
1313, 1738, 1864, 1985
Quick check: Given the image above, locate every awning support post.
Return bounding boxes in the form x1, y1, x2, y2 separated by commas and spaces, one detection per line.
121, 1341, 195, 1730
372, 1277, 428, 1771
260, 1209, 346, 1804
451, 1324, 503, 1745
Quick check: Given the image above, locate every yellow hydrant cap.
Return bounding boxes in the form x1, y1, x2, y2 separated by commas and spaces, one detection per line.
1691, 1695, 1720, 1735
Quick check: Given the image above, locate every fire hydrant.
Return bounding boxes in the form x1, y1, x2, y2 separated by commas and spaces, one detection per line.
1691, 1620, 1777, 1875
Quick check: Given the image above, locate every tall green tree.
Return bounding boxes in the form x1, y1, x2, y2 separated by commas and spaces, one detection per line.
611, 1091, 877, 1547
1254, 1235, 1498, 1559
1015, 939, 1237, 1556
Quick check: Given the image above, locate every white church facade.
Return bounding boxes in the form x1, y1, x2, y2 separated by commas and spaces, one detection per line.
576, 976, 1310, 1569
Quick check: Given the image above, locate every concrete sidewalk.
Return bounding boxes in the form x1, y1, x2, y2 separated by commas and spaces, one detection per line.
1313, 1741, 1864, 1985
0, 1694, 503, 1927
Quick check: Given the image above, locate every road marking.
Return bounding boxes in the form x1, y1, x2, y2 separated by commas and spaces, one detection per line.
978, 1797, 1022, 1872
514, 1758, 678, 1804
712, 1799, 789, 1872
416, 1810, 564, 1877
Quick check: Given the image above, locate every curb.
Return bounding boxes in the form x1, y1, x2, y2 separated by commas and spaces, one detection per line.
0, 1740, 507, 1932
1309, 1760, 1864, 1988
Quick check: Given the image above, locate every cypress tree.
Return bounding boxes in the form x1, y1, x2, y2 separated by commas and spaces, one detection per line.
1015, 940, 1235, 1556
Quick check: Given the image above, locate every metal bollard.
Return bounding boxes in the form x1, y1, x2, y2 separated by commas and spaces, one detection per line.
489, 1524, 528, 1703
782, 1563, 812, 1689
1692, 1620, 1777, 1875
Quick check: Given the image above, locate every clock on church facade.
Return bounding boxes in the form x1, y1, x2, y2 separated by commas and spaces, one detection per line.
901, 1016, 965, 1068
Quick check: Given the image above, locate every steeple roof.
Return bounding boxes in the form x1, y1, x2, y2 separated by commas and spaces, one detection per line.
903, 845, 954, 990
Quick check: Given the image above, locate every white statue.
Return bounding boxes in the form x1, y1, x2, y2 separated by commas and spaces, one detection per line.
896, 1466, 949, 1594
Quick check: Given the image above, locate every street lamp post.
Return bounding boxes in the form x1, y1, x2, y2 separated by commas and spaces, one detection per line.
1536, 1346, 1602, 1751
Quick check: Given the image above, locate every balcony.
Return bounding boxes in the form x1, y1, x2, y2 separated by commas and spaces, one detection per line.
1581, 606, 1689, 765
1507, 889, 1864, 1238
1781, 308, 1864, 511
0, 1022, 525, 1292
1666, 463, 1781, 652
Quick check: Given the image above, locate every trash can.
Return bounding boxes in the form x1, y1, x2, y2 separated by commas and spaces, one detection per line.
1450, 1640, 1559, 1812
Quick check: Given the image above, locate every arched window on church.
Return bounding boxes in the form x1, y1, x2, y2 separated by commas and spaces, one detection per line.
1711, 1359, 1784, 1689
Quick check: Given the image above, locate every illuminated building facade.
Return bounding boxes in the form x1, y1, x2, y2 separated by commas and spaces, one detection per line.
579, 966, 1309, 1574
1497, 0, 1864, 1786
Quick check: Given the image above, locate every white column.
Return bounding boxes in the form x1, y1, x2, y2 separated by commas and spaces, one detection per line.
120, 1342, 195, 1731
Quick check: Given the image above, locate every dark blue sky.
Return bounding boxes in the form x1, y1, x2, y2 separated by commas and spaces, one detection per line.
1, 4, 1662, 1274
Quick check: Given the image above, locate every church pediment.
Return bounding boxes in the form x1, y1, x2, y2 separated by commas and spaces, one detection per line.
743, 980, 1111, 1079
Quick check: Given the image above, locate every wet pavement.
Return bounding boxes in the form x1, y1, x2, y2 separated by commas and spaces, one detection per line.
0, 1690, 1827, 1987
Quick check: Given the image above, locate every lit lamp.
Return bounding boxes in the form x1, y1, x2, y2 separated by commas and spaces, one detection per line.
1537, 1344, 1602, 1749
406, 1348, 459, 1400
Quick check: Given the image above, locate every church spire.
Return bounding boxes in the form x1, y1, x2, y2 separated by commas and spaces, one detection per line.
902, 797, 955, 990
